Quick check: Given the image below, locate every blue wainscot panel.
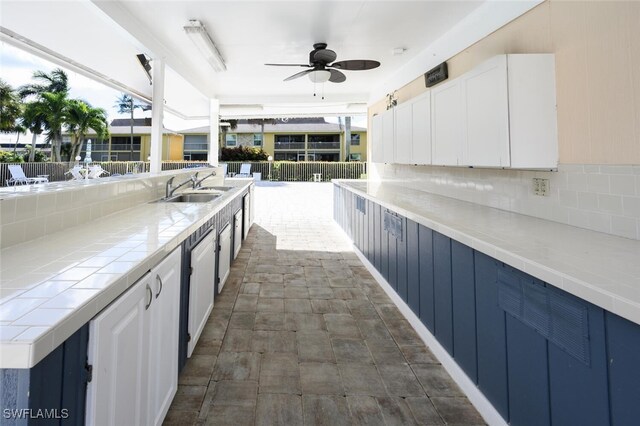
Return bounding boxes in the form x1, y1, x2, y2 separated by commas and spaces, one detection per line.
433, 231, 454, 354
418, 225, 435, 333
451, 241, 477, 382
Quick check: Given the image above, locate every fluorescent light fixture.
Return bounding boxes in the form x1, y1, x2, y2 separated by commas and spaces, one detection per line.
308, 70, 331, 83
184, 20, 226, 72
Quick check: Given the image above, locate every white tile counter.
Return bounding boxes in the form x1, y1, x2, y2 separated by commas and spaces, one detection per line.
0, 177, 251, 368
335, 179, 640, 326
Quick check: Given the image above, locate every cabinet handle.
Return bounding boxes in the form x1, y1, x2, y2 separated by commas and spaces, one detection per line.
145, 284, 152, 310
155, 275, 163, 299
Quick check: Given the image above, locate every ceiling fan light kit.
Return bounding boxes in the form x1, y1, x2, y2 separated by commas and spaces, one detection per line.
184, 19, 226, 72
308, 70, 331, 83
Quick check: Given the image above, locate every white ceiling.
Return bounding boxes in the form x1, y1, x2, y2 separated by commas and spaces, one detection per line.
0, 1, 541, 119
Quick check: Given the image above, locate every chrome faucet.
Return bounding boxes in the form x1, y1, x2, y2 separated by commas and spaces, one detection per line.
165, 175, 197, 198
192, 170, 217, 188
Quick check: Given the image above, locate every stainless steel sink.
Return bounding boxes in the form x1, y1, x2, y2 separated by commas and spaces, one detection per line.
196, 186, 234, 192
163, 193, 221, 203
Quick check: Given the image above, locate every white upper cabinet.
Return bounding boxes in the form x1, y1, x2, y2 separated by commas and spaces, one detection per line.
381, 108, 395, 164
507, 54, 558, 169
370, 114, 383, 163
394, 92, 431, 165
431, 78, 463, 166
431, 53, 557, 169
394, 101, 413, 164
461, 55, 510, 167
412, 92, 431, 164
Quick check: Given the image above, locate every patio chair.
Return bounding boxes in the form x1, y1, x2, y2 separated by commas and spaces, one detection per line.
65, 165, 84, 180
6, 164, 48, 186
237, 163, 251, 177
88, 165, 110, 179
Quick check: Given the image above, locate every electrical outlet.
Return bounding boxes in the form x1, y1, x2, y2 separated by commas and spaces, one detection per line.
533, 178, 550, 196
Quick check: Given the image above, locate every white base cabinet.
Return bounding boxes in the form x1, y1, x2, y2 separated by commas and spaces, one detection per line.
218, 224, 232, 293
86, 248, 181, 426
234, 210, 242, 259
187, 231, 216, 358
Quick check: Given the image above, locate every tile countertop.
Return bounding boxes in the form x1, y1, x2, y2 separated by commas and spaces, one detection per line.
0, 179, 251, 368
335, 180, 640, 326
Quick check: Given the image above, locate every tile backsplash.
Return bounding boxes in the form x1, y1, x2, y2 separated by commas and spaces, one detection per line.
0, 170, 196, 248
372, 163, 640, 240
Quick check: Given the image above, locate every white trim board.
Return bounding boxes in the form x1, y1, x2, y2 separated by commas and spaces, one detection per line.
352, 245, 508, 426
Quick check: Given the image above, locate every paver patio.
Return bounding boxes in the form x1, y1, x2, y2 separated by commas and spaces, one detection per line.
164, 182, 484, 425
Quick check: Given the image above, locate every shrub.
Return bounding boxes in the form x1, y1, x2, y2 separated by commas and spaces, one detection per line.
22, 145, 49, 162
220, 146, 268, 161
0, 151, 24, 163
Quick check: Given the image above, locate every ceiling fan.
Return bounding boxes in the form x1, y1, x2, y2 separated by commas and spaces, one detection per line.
265, 43, 380, 83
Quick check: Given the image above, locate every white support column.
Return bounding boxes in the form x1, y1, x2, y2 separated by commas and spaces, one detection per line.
150, 57, 165, 174
208, 99, 220, 165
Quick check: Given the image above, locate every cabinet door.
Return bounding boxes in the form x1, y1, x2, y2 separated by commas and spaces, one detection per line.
233, 209, 242, 259
412, 92, 431, 165
394, 102, 413, 164
188, 231, 216, 357
507, 54, 558, 169
431, 78, 463, 166
381, 108, 395, 163
148, 248, 181, 426
461, 55, 510, 167
243, 193, 251, 239
86, 275, 150, 426
218, 224, 232, 293
371, 114, 383, 163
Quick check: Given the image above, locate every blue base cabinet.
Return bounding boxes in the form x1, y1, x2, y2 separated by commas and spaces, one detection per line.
333, 184, 640, 426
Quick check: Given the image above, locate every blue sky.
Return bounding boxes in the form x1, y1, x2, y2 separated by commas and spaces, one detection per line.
0, 42, 142, 123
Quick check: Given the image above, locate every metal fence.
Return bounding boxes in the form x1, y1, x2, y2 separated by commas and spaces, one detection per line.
223, 161, 366, 182
1, 161, 366, 186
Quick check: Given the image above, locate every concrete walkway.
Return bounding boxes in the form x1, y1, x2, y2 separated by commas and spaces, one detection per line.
164, 182, 484, 425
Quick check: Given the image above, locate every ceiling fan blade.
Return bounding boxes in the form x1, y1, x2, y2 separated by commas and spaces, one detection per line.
284, 69, 314, 81
313, 48, 337, 64
328, 69, 346, 83
265, 63, 311, 67
330, 60, 380, 71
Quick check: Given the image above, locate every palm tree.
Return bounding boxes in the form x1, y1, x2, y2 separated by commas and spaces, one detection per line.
65, 99, 109, 160
19, 68, 69, 98
20, 101, 46, 162
39, 91, 69, 162
19, 69, 70, 162
115, 93, 149, 159
0, 79, 22, 136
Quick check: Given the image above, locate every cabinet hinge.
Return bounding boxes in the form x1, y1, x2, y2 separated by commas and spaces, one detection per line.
187, 333, 192, 342
85, 363, 93, 383
189, 266, 193, 276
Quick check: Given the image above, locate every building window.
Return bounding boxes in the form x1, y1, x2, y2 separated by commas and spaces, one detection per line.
350, 134, 360, 146
308, 134, 340, 150
226, 134, 237, 147
349, 153, 362, 161
274, 135, 304, 150
253, 134, 263, 147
